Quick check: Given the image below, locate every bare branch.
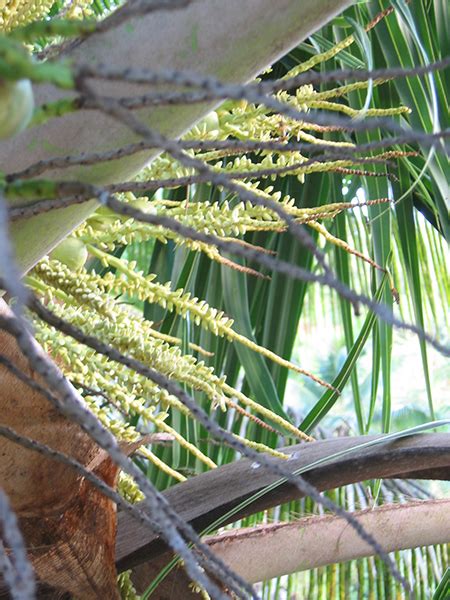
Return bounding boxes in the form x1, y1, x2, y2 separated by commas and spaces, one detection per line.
6, 130, 449, 182
75, 56, 450, 108
0, 490, 36, 600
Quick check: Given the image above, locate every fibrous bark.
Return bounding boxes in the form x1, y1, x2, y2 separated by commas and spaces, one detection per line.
0, 299, 120, 598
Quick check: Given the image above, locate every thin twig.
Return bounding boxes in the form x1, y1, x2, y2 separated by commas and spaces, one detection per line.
0, 490, 36, 600
7, 130, 448, 182
73, 59, 449, 135
76, 57, 450, 96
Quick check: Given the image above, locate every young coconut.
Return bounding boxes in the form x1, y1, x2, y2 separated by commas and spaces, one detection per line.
49, 237, 88, 271
0, 79, 34, 139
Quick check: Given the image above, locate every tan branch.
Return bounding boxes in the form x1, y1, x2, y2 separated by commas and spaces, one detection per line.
206, 499, 450, 582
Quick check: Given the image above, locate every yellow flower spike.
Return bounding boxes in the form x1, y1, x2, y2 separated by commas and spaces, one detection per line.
307, 99, 411, 119
283, 35, 356, 79
295, 130, 354, 148
281, 6, 394, 79
311, 79, 387, 102
80, 246, 334, 393
223, 384, 313, 442
33, 285, 226, 408
308, 220, 388, 275
138, 447, 186, 482
189, 342, 215, 357
137, 403, 216, 469
228, 330, 336, 392
117, 570, 140, 600
118, 473, 144, 504
1, 0, 53, 31
202, 246, 270, 280
295, 198, 391, 223
83, 395, 140, 442
160, 395, 191, 416
188, 582, 210, 600
224, 398, 280, 436
31, 258, 316, 452
144, 329, 183, 346
232, 434, 289, 460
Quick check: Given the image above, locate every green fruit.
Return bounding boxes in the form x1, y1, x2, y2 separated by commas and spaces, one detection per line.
49, 238, 88, 271
0, 79, 34, 139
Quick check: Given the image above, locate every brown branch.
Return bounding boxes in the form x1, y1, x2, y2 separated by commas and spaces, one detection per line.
199, 500, 450, 581
116, 432, 450, 571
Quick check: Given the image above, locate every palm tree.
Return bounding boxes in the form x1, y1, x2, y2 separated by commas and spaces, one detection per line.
0, 0, 448, 598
